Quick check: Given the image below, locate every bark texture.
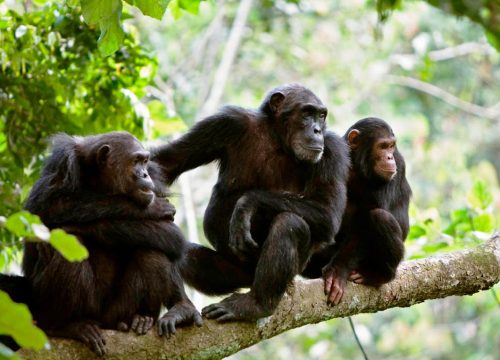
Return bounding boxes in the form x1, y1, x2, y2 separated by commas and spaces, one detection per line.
20, 233, 500, 360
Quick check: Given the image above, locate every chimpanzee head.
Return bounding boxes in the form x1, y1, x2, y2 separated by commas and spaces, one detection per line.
344, 117, 398, 183
49, 132, 157, 207
260, 84, 327, 163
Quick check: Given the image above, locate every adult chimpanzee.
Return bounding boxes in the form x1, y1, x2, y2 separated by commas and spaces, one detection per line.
153, 84, 350, 322
303, 117, 412, 305
20, 132, 202, 355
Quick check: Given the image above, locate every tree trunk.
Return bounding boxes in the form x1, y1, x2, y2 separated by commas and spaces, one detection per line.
20, 233, 500, 360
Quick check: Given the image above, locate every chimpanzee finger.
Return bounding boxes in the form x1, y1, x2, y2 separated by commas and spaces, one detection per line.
193, 312, 203, 327
146, 317, 154, 333
324, 274, 333, 296
215, 313, 235, 322
158, 320, 168, 337
203, 306, 228, 319
131, 315, 140, 332
168, 321, 176, 336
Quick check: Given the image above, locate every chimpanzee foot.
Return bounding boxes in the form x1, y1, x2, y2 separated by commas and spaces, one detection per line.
202, 292, 273, 322
47, 320, 107, 356
158, 300, 203, 338
348, 270, 365, 284
129, 314, 154, 335
322, 265, 349, 306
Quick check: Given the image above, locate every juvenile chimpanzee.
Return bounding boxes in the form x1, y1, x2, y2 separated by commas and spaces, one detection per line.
303, 117, 412, 305
153, 84, 350, 322
18, 132, 202, 355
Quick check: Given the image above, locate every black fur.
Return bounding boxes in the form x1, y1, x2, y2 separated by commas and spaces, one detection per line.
153, 84, 350, 321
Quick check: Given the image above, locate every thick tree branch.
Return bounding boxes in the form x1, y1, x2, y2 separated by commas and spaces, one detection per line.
20, 233, 500, 360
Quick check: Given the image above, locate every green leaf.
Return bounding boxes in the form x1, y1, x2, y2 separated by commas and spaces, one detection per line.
179, 0, 203, 14
467, 180, 493, 210
4, 211, 43, 237
472, 213, 494, 233
80, 0, 125, 56
0, 291, 47, 350
97, 10, 126, 56
49, 229, 89, 262
422, 241, 449, 254
81, 0, 122, 25
408, 224, 426, 240
124, 0, 170, 19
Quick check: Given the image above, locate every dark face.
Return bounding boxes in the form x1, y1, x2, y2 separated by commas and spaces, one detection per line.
268, 86, 327, 163
97, 135, 156, 207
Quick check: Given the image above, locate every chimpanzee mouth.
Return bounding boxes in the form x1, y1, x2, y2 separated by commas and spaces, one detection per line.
139, 188, 154, 194
380, 167, 397, 175
302, 145, 324, 153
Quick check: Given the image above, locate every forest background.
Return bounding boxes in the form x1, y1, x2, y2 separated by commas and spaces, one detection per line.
0, 0, 499, 359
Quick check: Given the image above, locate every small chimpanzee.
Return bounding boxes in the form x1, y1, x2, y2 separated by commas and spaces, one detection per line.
19, 132, 202, 355
303, 117, 412, 305
153, 84, 350, 322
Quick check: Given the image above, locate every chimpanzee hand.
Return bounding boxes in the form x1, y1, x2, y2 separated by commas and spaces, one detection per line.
229, 195, 258, 261
146, 198, 176, 221
158, 300, 203, 338
322, 263, 349, 306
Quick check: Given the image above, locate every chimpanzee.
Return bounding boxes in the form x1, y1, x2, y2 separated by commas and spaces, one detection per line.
18, 132, 202, 355
153, 84, 350, 322
303, 117, 412, 305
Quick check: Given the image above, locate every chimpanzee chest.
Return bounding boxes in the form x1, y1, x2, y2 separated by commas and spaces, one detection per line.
224, 127, 305, 194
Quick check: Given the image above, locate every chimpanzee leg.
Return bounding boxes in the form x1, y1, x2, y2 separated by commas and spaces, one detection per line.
101, 250, 159, 335
202, 212, 311, 322
354, 208, 405, 286
32, 246, 107, 356
181, 243, 254, 295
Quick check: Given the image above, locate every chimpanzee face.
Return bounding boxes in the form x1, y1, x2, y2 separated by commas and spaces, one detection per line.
97, 134, 156, 207
268, 88, 327, 163
347, 128, 398, 183
370, 135, 397, 182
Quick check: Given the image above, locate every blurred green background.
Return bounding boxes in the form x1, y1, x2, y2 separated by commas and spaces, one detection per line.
0, 0, 499, 359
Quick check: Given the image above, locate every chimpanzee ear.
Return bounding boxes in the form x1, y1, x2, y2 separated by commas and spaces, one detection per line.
97, 145, 110, 165
347, 129, 361, 149
47, 133, 82, 192
269, 92, 285, 114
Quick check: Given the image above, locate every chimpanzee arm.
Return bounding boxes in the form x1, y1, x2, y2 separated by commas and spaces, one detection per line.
151, 106, 248, 184
229, 132, 349, 257
37, 193, 175, 227
64, 220, 186, 261
391, 178, 412, 240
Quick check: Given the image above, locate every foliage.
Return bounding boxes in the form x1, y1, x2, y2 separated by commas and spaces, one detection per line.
0, 2, 155, 216
0, 0, 498, 358
375, 0, 500, 50
0, 1, 154, 354
77, 0, 206, 55
0, 291, 47, 356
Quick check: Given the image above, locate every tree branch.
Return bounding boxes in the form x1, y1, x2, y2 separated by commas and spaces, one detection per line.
387, 75, 500, 120
20, 233, 500, 360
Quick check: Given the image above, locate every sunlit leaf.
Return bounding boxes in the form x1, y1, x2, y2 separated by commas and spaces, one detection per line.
467, 180, 493, 211
97, 10, 125, 56
422, 241, 449, 254
408, 224, 426, 240
49, 229, 89, 262
4, 212, 43, 237
472, 213, 494, 233
124, 0, 170, 19
0, 291, 47, 350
